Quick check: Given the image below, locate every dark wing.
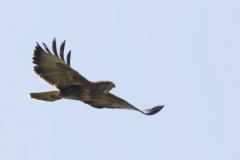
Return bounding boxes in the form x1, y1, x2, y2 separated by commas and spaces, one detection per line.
33, 38, 90, 89
84, 93, 164, 115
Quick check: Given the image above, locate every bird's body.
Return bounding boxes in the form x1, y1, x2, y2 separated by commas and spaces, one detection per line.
60, 85, 92, 101
29, 38, 164, 115
60, 83, 111, 102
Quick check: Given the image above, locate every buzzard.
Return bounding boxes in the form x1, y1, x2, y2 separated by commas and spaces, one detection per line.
29, 38, 164, 115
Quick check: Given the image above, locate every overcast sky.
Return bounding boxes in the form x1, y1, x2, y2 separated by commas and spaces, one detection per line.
0, 0, 239, 160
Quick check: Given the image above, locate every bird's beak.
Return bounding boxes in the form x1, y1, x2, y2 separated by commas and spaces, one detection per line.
113, 84, 116, 88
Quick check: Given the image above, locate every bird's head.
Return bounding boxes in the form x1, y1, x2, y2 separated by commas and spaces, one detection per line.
95, 81, 116, 94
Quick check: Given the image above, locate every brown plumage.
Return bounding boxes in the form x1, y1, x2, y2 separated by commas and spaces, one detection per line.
29, 38, 164, 115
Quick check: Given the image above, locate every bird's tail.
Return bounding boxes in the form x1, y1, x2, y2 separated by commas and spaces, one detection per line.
29, 90, 62, 102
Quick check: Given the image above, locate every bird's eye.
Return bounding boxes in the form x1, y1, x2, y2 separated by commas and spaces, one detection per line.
105, 82, 109, 85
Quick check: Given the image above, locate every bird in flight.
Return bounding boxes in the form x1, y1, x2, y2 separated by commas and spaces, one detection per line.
29, 38, 164, 115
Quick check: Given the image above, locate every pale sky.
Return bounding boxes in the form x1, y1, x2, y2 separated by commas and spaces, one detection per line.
0, 0, 240, 159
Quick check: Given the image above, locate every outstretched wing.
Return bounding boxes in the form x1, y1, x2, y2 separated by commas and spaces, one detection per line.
84, 93, 164, 115
33, 38, 90, 88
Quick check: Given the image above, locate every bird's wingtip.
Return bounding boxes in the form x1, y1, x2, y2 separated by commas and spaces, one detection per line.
142, 105, 164, 115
